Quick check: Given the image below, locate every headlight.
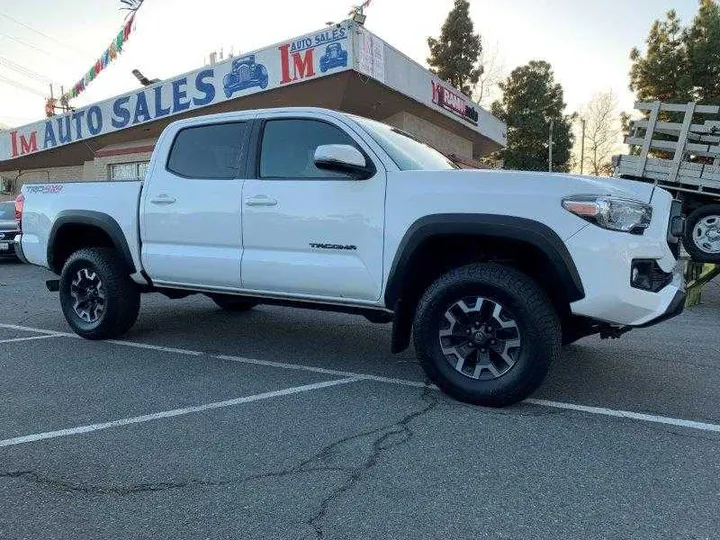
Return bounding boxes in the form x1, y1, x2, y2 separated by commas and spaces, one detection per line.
562, 195, 652, 234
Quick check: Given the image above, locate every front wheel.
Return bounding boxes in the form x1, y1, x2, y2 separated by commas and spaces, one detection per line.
413, 263, 561, 407
683, 204, 720, 263
59, 248, 140, 340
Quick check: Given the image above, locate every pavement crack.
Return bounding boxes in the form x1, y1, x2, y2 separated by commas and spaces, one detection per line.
0, 471, 207, 495
0, 466, 352, 497
304, 385, 439, 538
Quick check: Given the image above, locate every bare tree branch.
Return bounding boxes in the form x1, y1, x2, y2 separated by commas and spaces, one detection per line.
576, 91, 622, 176
473, 42, 506, 108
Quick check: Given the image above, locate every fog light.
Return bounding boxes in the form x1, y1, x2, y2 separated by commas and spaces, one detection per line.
631, 260, 673, 292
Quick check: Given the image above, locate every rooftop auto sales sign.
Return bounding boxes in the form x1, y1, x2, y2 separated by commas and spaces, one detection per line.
0, 24, 351, 162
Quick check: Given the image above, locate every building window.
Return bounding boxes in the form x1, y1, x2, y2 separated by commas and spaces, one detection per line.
109, 162, 149, 181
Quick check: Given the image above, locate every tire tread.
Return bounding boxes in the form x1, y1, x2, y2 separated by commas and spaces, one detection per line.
413, 263, 561, 406
60, 248, 140, 340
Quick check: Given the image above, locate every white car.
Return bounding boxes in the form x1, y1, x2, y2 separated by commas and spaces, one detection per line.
14, 107, 686, 406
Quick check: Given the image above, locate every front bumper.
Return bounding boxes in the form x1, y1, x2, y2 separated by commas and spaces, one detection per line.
566, 225, 685, 328
13, 234, 28, 264
634, 289, 686, 328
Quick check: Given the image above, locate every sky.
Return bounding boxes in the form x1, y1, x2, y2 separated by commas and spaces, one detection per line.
0, 0, 703, 129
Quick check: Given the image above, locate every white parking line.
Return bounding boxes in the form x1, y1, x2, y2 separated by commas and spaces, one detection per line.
525, 399, 720, 433
2, 322, 720, 435
0, 324, 74, 337
0, 334, 63, 345
0, 377, 361, 448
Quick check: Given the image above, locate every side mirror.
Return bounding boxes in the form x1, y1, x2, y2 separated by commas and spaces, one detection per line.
314, 144, 372, 179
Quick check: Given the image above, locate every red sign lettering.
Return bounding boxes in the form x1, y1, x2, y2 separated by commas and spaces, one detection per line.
279, 43, 316, 84
9, 130, 38, 157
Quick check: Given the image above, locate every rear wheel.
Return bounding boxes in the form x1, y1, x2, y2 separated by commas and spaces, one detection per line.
684, 204, 720, 263
209, 294, 257, 312
413, 263, 561, 407
59, 248, 140, 340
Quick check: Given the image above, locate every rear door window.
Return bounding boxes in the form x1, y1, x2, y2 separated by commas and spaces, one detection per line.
167, 122, 248, 179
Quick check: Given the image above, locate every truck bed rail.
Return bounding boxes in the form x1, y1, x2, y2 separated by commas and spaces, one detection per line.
615, 101, 720, 196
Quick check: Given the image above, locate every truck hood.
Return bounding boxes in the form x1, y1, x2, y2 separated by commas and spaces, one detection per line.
434, 170, 656, 202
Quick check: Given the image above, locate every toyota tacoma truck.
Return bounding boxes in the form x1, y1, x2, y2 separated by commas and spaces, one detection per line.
13, 107, 686, 406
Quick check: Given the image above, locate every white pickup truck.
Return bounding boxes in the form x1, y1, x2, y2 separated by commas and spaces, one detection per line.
13, 107, 686, 406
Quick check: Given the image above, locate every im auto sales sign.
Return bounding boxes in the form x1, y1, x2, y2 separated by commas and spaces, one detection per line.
0, 24, 352, 162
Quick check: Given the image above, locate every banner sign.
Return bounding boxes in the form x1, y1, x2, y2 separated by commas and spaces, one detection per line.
1, 23, 351, 161
431, 80, 479, 126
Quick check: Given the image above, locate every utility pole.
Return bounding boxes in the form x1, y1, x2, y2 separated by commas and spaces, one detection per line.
580, 118, 586, 175
548, 119, 554, 172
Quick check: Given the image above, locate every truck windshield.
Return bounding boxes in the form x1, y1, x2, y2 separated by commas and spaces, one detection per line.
352, 116, 458, 171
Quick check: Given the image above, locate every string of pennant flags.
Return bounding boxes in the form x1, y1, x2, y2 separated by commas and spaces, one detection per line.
61, 13, 136, 104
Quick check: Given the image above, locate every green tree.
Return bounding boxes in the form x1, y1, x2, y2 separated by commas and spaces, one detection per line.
629, 10, 692, 103
686, 0, 720, 103
427, 0, 482, 96
491, 61, 574, 172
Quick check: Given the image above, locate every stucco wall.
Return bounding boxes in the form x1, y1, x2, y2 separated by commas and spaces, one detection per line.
0, 164, 86, 202
382, 111, 473, 159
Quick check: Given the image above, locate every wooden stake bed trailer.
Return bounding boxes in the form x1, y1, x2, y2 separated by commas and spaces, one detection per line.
614, 101, 720, 264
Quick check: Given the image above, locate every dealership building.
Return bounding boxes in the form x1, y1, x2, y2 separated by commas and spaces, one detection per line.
0, 20, 506, 200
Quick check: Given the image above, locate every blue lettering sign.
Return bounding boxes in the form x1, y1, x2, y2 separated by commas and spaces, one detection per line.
133, 92, 151, 124
87, 106, 103, 135
172, 78, 191, 113
44, 121, 57, 149
314, 28, 347, 46
112, 96, 131, 129
290, 37, 313, 52
57, 116, 72, 144
193, 69, 215, 106
72, 110, 85, 139
154, 86, 171, 118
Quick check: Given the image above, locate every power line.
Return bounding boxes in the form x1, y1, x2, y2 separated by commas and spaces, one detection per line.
0, 74, 46, 97
0, 13, 92, 55
0, 55, 51, 83
0, 31, 72, 63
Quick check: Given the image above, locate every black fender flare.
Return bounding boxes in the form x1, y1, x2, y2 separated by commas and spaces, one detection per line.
385, 214, 585, 353
47, 210, 136, 274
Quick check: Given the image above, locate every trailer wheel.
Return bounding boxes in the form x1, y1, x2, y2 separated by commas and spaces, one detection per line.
684, 204, 720, 263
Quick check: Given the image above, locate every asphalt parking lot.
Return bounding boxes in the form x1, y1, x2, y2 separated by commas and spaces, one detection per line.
1, 259, 720, 540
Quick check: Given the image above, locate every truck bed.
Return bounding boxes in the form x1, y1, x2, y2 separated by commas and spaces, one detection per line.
616, 101, 720, 197
19, 180, 143, 272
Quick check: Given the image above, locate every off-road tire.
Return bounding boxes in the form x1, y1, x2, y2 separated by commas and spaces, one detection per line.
413, 263, 561, 407
209, 294, 257, 312
59, 248, 140, 340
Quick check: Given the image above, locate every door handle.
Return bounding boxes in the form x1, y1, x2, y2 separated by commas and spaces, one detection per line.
245, 195, 278, 207
150, 194, 176, 205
